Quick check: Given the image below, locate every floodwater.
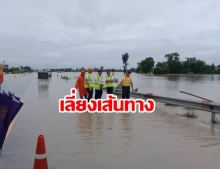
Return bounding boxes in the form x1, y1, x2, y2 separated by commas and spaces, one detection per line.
1, 72, 220, 169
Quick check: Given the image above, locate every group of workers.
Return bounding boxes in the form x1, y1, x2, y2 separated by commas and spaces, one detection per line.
75, 67, 134, 101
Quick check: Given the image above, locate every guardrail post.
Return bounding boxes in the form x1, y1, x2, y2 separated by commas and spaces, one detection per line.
211, 112, 216, 123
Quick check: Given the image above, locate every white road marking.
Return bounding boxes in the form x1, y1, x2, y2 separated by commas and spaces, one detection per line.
4, 83, 32, 141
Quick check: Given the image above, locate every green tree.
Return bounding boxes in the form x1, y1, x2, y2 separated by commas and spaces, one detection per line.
182, 57, 207, 74
182, 57, 195, 73
122, 52, 129, 73
204, 63, 216, 74
217, 64, 220, 74
130, 68, 136, 72
164, 52, 182, 73
136, 57, 155, 73
153, 62, 169, 74
195, 60, 206, 73
136, 54, 220, 74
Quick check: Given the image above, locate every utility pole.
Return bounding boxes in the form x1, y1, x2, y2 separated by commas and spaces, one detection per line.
3, 60, 5, 67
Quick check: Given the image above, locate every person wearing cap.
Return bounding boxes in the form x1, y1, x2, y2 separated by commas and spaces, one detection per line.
84, 67, 94, 102
93, 69, 104, 99
105, 70, 114, 94
75, 69, 87, 99
120, 70, 133, 99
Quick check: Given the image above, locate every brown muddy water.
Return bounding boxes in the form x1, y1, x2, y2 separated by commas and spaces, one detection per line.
0, 72, 220, 169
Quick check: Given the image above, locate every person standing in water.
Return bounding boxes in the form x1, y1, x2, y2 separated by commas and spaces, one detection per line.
84, 67, 94, 102
120, 70, 133, 99
93, 69, 104, 99
75, 69, 87, 99
105, 71, 114, 94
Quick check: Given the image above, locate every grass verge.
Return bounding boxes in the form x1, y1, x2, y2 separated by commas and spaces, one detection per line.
183, 109, 198, 118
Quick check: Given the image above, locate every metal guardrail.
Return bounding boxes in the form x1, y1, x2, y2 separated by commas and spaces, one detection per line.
113, 89, 220, 123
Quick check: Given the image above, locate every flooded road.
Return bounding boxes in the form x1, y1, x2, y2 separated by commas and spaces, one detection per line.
1, 72, 220, 169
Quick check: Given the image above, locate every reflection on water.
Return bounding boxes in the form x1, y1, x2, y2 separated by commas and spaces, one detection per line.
167, 75, 180, 82
185, 75, 204, 83
76, 113, 135, 148
121, 113, 133, 147
76, 113, 105, 147
76, 113, 94, 149
38, 84, 48, 96
121, 114, 132, 132
77, 113, 93, 130
105, 113, 114, 130
94, 114, 104, 145
38, 84, 49, 106
48, 76, 52, 82
168, 74, 218, 83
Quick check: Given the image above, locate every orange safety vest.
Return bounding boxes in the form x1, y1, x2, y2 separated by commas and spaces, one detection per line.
0, 72, 3, 84
122, 76, 132, 86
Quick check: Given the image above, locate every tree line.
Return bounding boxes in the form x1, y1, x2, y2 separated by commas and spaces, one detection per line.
135, 53, 220, 74
3, 65, 32, 73
50, 68, 125, 72
3, 52, 220, 74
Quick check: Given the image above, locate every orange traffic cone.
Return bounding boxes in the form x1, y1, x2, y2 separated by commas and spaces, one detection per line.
33, 135, 48, 169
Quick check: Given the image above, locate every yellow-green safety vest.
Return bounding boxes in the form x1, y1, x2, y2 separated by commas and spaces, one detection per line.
93, 75, 103, 89
84, 72, 94, 88
122, 76, 132, 86
105, 75, 114, 88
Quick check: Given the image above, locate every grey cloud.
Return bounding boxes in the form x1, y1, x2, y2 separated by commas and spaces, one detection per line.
0, 0, 220, 69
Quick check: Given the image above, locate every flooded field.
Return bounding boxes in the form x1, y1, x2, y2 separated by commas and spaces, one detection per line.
1, 72, 220, 169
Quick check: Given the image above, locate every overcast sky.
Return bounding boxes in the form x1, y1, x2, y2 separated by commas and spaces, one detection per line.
0, 0, 220, 70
